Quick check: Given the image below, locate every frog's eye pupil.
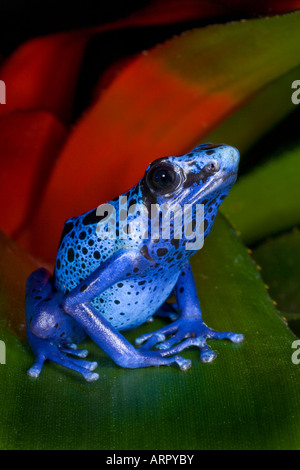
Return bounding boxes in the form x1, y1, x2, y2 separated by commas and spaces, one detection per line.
154, 169, 174, 187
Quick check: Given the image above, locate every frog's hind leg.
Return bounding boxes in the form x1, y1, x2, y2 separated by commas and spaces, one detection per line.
26, 267, 52, 303
26, 268, 98, 381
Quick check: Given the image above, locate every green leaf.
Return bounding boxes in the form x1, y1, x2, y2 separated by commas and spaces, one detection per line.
252, 229, 300, 337
203, 64, 300, 155
221, 143, 300, 244
1, 216, 300, 449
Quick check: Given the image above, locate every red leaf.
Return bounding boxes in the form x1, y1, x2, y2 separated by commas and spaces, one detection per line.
0, 110, 67, 236
0, 32, 89, 122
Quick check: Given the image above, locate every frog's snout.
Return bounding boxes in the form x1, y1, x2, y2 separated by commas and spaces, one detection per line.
229, 146, 240, 167
195, 142, 240, 171
220, 145, 240, 172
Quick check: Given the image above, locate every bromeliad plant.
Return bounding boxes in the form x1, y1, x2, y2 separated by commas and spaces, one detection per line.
0, 0, 300, 450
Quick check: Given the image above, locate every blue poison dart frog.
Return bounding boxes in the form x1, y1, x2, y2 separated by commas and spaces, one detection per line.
26, 143, 244, 381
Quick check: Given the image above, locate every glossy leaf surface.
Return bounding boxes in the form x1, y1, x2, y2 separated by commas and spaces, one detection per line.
221, 143, 300, 244
204, 65, 300, 155
0, 216, 299, 449
253, 229, 300, 337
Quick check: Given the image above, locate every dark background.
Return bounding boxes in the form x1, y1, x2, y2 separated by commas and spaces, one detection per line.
0, 0, 254, 54
0, 0, 142, 51
0, 0, 190, 53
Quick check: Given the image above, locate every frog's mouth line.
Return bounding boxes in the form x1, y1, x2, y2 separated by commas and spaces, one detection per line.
174, 170, 237, 207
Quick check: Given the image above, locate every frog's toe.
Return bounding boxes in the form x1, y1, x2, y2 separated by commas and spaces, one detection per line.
59, 345, 89, 358
174, 356, 192, 371
228, 332, 244, 343
48, 352, 99, 382
135, 323, 177, 346
85, 372, 100, 382
158, 336, 205, 361
79, 360, 98, 371
200, 344, 217, 363
155, 331, 182, 350
156, 337, 181, 350
138, 333, 166, 350
27, 366, 41, 378
205, 328, 245, 344
156, 332, 202, 350
27, 355, 45, 378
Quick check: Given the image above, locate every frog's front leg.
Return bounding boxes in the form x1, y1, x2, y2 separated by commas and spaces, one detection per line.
136, 261, 244, 362
59, 249, 191, 373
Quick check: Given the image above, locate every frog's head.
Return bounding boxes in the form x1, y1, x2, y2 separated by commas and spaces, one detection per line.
141, 143, 239, 237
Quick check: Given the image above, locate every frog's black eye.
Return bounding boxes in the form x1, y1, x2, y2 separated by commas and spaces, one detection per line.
204, 160, 220, 174
146, 162, 183, 196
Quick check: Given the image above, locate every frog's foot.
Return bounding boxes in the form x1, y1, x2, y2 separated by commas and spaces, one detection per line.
135, 317, 244, 363
27, 341, 99, 382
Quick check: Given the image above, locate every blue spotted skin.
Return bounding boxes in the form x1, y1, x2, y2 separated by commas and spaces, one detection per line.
25, 143, 244, 381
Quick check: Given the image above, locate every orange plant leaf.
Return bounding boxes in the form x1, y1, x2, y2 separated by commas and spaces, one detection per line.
0, 110, 67, 236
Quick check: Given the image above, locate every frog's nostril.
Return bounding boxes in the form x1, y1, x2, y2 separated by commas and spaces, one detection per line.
204, 160, 220, 174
